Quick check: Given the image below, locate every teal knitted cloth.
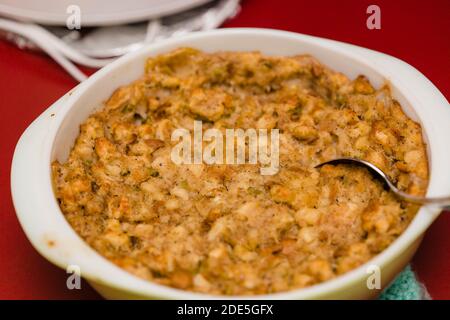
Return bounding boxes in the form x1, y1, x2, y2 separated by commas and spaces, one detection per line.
378, 265, 429, 300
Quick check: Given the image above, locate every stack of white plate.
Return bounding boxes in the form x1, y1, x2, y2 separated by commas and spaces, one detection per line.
0, 0, 240, 81
0, 0, 213, 26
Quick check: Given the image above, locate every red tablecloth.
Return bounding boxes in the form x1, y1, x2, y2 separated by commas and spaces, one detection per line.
0, 0, 449, 299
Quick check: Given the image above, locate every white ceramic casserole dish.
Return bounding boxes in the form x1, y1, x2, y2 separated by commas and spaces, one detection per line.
11, 28, 450, 299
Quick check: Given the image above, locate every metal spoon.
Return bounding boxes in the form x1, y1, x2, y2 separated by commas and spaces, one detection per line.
316, 157, 450, 210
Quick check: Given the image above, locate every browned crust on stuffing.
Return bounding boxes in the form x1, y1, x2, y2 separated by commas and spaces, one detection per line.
52, 48, 428, 295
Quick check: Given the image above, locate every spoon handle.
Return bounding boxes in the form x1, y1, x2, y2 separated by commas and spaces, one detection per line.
388, 183, 450, 209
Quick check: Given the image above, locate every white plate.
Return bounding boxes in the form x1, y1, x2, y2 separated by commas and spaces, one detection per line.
0, 0, 212, 26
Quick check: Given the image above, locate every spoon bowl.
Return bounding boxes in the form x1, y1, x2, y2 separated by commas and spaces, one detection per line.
316, 157, 450, 209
